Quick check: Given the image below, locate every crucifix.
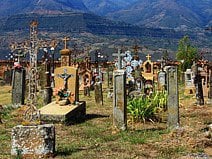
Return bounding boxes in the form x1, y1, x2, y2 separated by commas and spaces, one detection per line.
113, 48, 125, 69
57, 68, 74, 90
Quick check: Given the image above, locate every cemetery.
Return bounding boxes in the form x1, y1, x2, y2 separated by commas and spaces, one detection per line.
0, 22, 211, 159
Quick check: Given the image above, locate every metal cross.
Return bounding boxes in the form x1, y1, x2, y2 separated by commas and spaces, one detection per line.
113, 48, 125, 69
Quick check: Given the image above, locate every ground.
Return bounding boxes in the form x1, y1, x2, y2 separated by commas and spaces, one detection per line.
0, 85, 211, 159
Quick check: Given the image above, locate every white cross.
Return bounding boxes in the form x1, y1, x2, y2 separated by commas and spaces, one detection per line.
113, 48, 125, 69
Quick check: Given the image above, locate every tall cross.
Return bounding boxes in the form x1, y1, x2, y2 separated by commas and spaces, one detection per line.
62, 37, 70, 49
146, 54, 151, 61
113, 48, 125, 69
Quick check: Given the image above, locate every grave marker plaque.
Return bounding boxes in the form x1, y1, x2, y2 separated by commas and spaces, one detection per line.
12, 68, 26, 105
113, 70, 127, 130
167, 66, 179, 128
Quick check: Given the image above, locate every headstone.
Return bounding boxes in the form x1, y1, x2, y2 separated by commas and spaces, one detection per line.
158, 70, 166, 90
192, 62, 204, 105
94, 77, 103, 105
142, 54, 154, 81
54, 66, 79, 104
83, 75, 91, 96
167, 66, 179, 128
184, 69, 195, 95
12, 67, 26, 105
3, 68, 12, 85
11, 124, 55, 158
39, 63, 52, 105
208, 69, 212, 104
113, 70, 127, 130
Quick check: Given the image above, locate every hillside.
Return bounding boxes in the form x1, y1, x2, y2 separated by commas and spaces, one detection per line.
0, 0, 88, 17
106, 0, 212, 29
0, 12, 184, 39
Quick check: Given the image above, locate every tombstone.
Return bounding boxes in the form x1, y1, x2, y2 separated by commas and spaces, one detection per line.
113, 70, 127, 131
3, 68, 12, 85
54, 66, 79, 104
94, 77, 103, 105
184, 69, 195, 95
11, 67, 26, 105
11, 124, 55, 158
106, 67, 113, 88
39, 66, 86, 123
39, 63, 52, 105
192, 61, 204, 105
158, 70, 167, 91
142, 54, 154, 82
167, 66, 179, 128
208, 68, 212, 104
83, 74, 91, 96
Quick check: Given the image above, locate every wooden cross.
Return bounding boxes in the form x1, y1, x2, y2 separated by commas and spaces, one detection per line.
62, 37, 70, 49
112, 48, 125, 69
146, 54, 151, 61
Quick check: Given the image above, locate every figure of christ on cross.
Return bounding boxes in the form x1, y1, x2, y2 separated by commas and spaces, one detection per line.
112, 48, 126, 70
57, 68, 74, 91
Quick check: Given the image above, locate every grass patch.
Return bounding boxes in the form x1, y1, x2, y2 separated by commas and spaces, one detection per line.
158, 146, 188, 159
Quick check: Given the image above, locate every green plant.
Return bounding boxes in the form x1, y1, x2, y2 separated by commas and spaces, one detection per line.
127, 91, 167, 122
15, 147, 23, 159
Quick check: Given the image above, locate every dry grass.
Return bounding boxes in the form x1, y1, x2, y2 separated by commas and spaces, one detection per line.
0, 85, 211, 159
0, 85, 11, 105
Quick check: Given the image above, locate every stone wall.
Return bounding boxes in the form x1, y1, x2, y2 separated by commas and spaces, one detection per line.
11, 124, 55, 158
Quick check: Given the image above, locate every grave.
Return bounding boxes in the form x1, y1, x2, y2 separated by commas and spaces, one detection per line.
11, 124, 55, 158
142, 54, 154, 94
191, 61, 204, 105
158, 70, 166, 91
167, 66, 179, 128
11, 65, 26, 105
11, 21, 56, 158
39, 38, 86, 123
184, 69, 195, 95
208, 68, 212, 104
39, 66, 86, 123
113, 70, 127, 131
94, 77, 103, 105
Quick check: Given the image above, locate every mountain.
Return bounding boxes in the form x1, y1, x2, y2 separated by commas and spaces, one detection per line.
81, 0, 138, 16
0, 0, 88, 17
83, 0, 211, 29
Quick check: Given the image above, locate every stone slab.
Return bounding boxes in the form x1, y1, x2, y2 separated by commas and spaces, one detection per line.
11, 124, 55, 158
39, 101, 86, 123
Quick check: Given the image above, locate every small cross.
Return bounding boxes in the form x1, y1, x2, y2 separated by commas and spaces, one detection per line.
62, 37, 70, 49
146, 54, 151, 61
112, 48, 125, 69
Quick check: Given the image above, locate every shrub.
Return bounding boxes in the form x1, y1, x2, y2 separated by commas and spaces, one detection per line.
127, 91, 167, 122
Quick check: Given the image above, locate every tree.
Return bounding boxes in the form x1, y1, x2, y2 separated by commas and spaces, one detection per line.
176, 36, 198, 72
